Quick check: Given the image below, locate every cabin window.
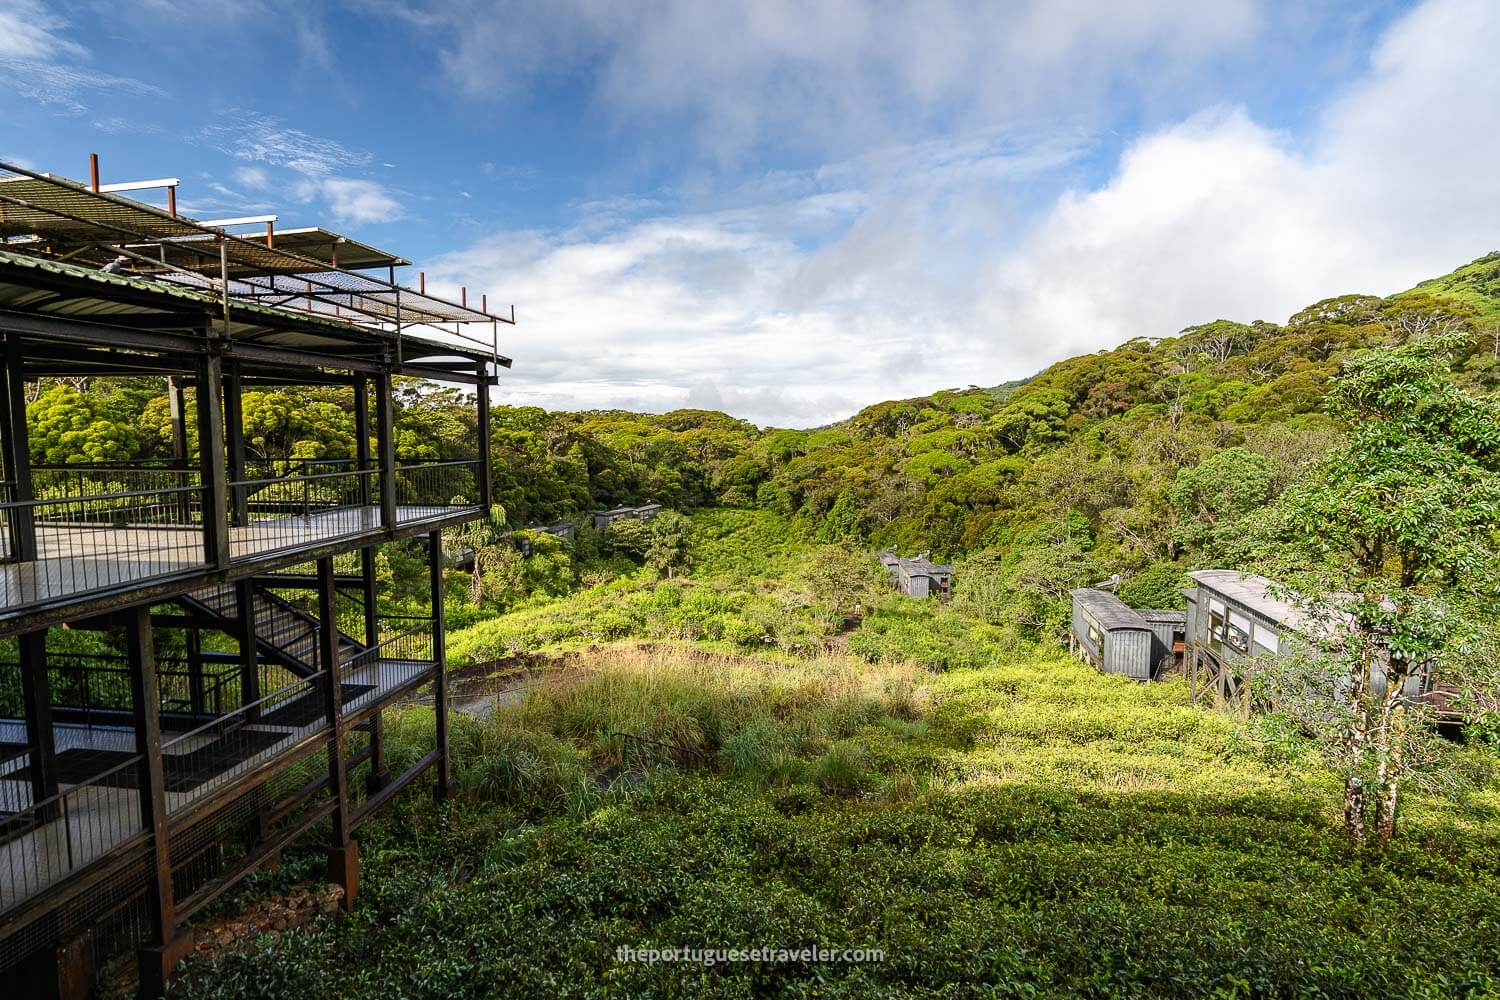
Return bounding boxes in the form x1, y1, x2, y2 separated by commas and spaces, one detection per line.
1252, 628, 1279, 656
1208, 598, 1226, 649
1227, 611, 1252, 653
1087, 622, 1102, 649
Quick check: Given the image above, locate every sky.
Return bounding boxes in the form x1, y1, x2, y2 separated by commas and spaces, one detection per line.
2, 0, 1497, 427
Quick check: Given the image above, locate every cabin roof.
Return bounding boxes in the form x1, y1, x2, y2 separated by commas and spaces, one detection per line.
1137, 609, 1186, 625
900, 556, 952, 576
1187, 570, 1308, 630
1069, 588, 1150, 631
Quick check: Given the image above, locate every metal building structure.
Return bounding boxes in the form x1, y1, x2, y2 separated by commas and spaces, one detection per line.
0, 157, 512, 996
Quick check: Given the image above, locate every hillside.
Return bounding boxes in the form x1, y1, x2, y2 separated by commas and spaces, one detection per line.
175, 511, 1500, 998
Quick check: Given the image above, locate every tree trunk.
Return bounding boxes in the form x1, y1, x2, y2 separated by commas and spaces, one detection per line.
1343, 777, 1366, 846
1373, 703, 1407, 845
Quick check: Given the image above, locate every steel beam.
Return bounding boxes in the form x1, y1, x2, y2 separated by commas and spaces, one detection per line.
429, 530, 451, 800
127, 606, 192, 997
0, 336, 35, 561
223, 361, 248, 525
317, 556, 359, 910
194, 349, 230, 568
374, 372, 397, 530
475, 360, 492, 511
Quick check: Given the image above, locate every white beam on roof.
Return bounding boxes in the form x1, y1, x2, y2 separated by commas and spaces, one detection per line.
197, 215, 278, 228
97, 178, 181, 193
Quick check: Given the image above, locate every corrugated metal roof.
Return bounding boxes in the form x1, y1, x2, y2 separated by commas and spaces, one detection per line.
1070, 588, 1151, 631
1187, 570, 1309, 630
0, 248, 505, 367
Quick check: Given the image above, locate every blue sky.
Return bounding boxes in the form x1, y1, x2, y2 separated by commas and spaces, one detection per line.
4, 0, 1497, 426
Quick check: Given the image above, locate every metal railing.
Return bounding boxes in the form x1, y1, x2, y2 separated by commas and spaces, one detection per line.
0, 751, 146, 913
229, 468, 380, 560
394, 460, 481, 521
159, 668, 332, 812
0, 485, 208, 601
0, 654, 235, 725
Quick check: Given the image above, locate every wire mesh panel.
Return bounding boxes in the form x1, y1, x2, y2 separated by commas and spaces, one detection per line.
394, 461, 481, 522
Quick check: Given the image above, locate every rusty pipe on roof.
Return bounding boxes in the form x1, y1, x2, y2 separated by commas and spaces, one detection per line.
167, 185, 177, 217
419, 271, 425, 294
89, 153, 100, 192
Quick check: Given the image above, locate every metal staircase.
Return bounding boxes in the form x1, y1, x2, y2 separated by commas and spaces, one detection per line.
178, 582, 365, 678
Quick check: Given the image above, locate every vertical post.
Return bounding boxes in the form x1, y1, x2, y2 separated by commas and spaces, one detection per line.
1, 336, 36, 562
359, 542, 388, 793
167, 376, 191, 524
128, 606, 190, 997
194, 349, 230, 568
353, 377, 371, 508
235, 579, 260, 718
429, 530, 451, 800
186, 626, 206, 717
223, 361, 248, 526
18, 631, 57, 818
374, 371, 397, 530
318, 556, 358, 910
475, 361, 492, 511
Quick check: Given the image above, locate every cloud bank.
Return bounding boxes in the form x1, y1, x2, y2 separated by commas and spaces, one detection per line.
431, 0, 1500, 427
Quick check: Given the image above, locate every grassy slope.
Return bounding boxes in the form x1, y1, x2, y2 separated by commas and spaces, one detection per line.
1403, 250, 1500, 323
181, 539, 1500, 998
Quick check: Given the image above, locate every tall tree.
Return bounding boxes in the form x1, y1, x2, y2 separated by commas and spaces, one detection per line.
1267, 334, 1500, 844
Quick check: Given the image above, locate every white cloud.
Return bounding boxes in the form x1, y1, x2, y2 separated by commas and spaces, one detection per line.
233, 166, 270, 190
409, 0, 1262, 159
982, 0, 1500, 373
0, 1, 164, 114
320, 178, 404, 225
0, 0, 86, 61
203, 111, 372, 178
433, 0, 1500, 428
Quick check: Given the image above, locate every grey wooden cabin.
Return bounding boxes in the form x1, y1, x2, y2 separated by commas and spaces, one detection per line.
879, 551, 953, 598
591, 503, 663, 531
1182, 570, 1440, 713
1068, 588, 1158, 680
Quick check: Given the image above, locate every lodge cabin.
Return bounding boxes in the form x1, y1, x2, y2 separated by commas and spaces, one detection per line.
1068, 589, 1155, 680
0, 156, 514, 997
540, 520, 576, 541
1068, 589, 1184, 680
1182, 570, 1449, 718
591, 503, 662, 531
879, 552, 953, 599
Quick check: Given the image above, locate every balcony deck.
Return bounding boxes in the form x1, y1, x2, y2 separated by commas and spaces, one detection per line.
0, 656, 434, 914
0, 504, 473, 616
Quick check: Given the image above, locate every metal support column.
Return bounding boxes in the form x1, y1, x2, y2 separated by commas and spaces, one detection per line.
475, 361, 492, 511
354, 377, 371, 508
194, 349, 230, 568
167, 376, 191, 524
1, 336, 36, 561
223, 361, 248, 526
186, 625, 206, 716
318, 556, 358, 910
360, 543, 388, 793
18, 630, 58, 819
128, 606, 191, 996
429, 530, 451, 800
374, 371, 397, 531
